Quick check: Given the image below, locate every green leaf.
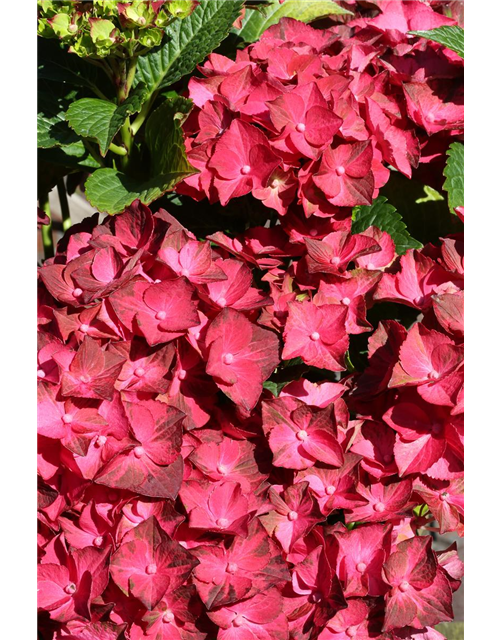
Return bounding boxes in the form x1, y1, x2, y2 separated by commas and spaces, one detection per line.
135, 0, 243, 96
352, 196, 423, 255
38, 81, 80, 148
236, 0, 351, 43
38, 38, 111, 96
65, 88, 148, 155
282, 357, 304, 368
66, 99, 116, 155
85, 97, 197, 214
443, 142, 464, 214
145, 95, 194, 174
380, 173, 461, 246
85, 169, 193, 215
409, 25, 464, 58
263, 381, 286, 397
38, 141, 102, 171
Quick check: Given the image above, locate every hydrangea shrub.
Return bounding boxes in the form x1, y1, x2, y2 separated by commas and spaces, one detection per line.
37, 2, 464, 639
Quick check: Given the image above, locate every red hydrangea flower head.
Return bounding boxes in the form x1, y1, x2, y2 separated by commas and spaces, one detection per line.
37, 0, 464, 634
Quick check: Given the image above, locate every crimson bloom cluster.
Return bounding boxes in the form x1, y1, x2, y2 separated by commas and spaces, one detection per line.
178, 1, 463, 217
37, 202, 463, 639
37, 4, 463, 640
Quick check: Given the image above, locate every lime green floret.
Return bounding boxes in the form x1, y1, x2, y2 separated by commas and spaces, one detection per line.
37, 0, 197, 60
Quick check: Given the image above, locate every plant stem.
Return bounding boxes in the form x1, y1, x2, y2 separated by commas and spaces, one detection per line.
126, 57, 138, 97
57, 180, 72, 232
119, 118, 133, 171
108, 142, 128, 156
117, 56, 138, 103
39, 193, 54, 260
345, 351, 356, 373
131, 89, 157, 136
115, 57, 138, 171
